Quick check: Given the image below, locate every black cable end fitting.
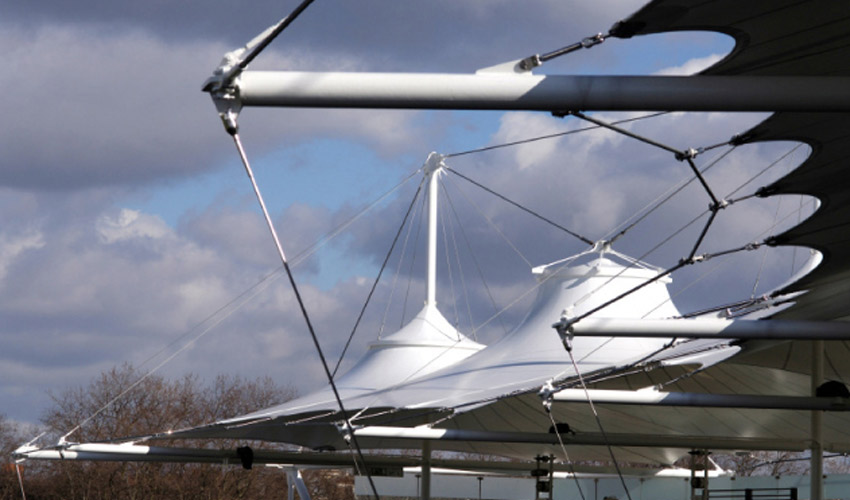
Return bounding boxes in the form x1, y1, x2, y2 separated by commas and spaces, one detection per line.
729, 132, 756, 146
764, 235, 788, 247
755, 185, 780, 198
608, 20, 645, 39
518, 54, 542, 72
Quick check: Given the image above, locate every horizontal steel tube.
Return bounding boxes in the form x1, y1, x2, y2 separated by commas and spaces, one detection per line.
238, 72, 850, 112
9, 443, 716, 475
552, 389, 850, 411
568, 317, 850, 340
352, 425, 809, 451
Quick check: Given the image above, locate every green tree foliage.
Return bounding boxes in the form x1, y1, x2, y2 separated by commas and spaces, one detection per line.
5, 364, 353, 500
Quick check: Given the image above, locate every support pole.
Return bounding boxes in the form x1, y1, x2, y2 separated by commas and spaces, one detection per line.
423, 153, 444, 307
422, 440, 432, 500
286, 468, 311, 500
811, 340, 824, 500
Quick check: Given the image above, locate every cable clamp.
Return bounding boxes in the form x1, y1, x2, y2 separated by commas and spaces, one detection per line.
581, 33, 606, 48
538, 380, 557, 413
552, 311, 576, 352
745, 241, 763, 252
680, 255, 705, 266
709, 199, 730, 212
675, 147, 704, 161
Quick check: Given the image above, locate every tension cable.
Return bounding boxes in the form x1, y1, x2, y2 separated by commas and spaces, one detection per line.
567, 110, 723, 208
446, 111, 668, 159
557, 341, 634, 500
227, 128, 380, 499
445, 172, 535, 268
606, 146, 736, 245
445, 166, 594, 246
332, 178, 425, 377
442, 177, 509, 338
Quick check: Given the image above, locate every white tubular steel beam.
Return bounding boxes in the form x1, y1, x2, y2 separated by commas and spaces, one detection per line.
566, 317, 850, 340
14, 443, 236, 463
352, 425, 808, 452
551, 389, 850, 411
236, 72, 850, 112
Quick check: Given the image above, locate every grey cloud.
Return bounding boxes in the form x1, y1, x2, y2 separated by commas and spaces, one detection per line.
1, 1, 803, 428
5, 1, 645, 69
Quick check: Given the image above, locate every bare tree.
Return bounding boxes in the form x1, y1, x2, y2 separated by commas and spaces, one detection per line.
28, 363, 303, 500
1, 414, 26, 499
713, 451, 807, 477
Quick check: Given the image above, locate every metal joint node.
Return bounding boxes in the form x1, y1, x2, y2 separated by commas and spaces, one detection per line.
709, 199, 730, 212
680, 255, 704, 266
552, 313, 576, 352
675, 147, 703, 161
335, 421, 355, 444
211, 86, 243, 136
538, 380, 557, 413
423, 152, 446, 176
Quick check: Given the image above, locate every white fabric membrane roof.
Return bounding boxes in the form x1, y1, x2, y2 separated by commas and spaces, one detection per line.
100, 0, 850, 468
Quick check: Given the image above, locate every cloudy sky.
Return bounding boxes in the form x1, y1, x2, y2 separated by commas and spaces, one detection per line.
0, 1, 815, 429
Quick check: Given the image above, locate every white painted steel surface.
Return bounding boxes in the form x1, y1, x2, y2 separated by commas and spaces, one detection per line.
237, 72, 850, 112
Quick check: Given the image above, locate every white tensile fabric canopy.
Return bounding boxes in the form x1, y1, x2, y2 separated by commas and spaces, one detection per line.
17, 0, 850, 475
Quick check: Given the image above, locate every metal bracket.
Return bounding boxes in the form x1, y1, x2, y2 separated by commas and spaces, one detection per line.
538, 380, 557, 413
335, 421, 355, 444
552, 312, 576, 352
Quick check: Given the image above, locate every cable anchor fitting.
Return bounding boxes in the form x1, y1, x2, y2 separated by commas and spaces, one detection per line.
552, 310, 576, 352
538, 380, 557, 413
518, 32, 608, 72
335, 421, 356, 444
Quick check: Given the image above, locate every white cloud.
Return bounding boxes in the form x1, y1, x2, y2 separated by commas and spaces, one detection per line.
96, 208, 171, 244
0, 228, 45, 281
654, 53, 725, 76
0, 1, 810, 433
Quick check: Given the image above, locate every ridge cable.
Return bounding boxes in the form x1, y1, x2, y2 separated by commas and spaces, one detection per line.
446, 167, 594, 246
